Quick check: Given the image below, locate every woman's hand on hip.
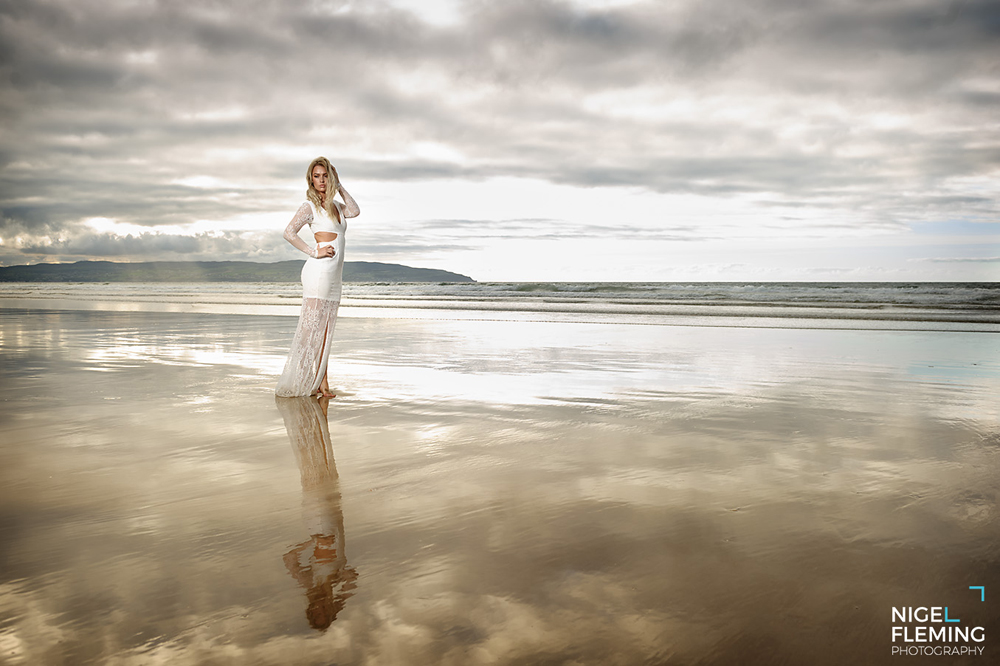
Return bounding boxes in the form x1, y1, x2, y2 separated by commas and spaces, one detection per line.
316, 244, 336, 258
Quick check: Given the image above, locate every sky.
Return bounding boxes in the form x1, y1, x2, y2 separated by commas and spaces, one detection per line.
0, 0, 998, 282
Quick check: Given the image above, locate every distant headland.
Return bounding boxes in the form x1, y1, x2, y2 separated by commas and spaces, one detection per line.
0, 260, 475, 283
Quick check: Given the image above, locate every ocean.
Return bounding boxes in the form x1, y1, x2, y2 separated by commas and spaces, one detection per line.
1, 281, 998, 331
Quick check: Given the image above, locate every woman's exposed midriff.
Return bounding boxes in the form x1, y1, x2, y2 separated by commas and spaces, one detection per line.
314, 232, 338, 242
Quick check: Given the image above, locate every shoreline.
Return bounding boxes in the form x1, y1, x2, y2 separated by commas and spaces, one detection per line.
3, 299, 999, 333
1, 280, 998, 332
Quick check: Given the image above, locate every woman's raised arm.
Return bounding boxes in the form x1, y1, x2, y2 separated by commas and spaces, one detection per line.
338, 184, 360, 218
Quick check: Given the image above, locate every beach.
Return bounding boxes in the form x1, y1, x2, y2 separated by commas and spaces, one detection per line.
1, 287, 998, 664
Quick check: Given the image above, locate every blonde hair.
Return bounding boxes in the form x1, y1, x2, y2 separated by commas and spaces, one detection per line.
306, 157, 341, 222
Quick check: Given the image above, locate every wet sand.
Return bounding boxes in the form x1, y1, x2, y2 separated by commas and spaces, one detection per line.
0, 309, 998, 664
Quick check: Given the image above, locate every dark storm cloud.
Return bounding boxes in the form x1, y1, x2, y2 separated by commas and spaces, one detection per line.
20, 232, 203, 256
0, 0, 997, 262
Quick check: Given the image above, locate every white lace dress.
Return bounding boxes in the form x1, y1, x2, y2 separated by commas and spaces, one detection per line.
275, 201, 348, 397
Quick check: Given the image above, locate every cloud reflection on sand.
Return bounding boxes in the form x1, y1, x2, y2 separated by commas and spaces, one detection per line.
0, 311, 997, 664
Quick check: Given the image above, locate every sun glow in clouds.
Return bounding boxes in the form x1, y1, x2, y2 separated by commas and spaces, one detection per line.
84, 217, 185, 237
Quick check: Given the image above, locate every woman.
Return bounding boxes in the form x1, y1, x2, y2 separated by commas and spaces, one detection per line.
275, 157, 360, 398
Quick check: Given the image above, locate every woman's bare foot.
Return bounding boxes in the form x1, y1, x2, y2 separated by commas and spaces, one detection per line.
318, 380, 336, 398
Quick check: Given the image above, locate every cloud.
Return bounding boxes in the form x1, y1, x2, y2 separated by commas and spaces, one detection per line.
0, 0, 997, 274
915, 256, 1000, 263
4, 229, 294, 264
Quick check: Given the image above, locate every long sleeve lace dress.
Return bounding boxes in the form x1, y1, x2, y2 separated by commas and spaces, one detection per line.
275, 201, 349, 397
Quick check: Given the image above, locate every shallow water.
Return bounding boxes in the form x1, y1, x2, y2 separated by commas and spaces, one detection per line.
0, 310, 998, 664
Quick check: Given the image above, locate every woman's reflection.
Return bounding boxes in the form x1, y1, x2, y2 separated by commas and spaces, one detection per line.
276, 396, 358, 631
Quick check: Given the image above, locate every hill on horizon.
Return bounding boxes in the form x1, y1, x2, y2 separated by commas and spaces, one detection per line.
0, 260, 475, 283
